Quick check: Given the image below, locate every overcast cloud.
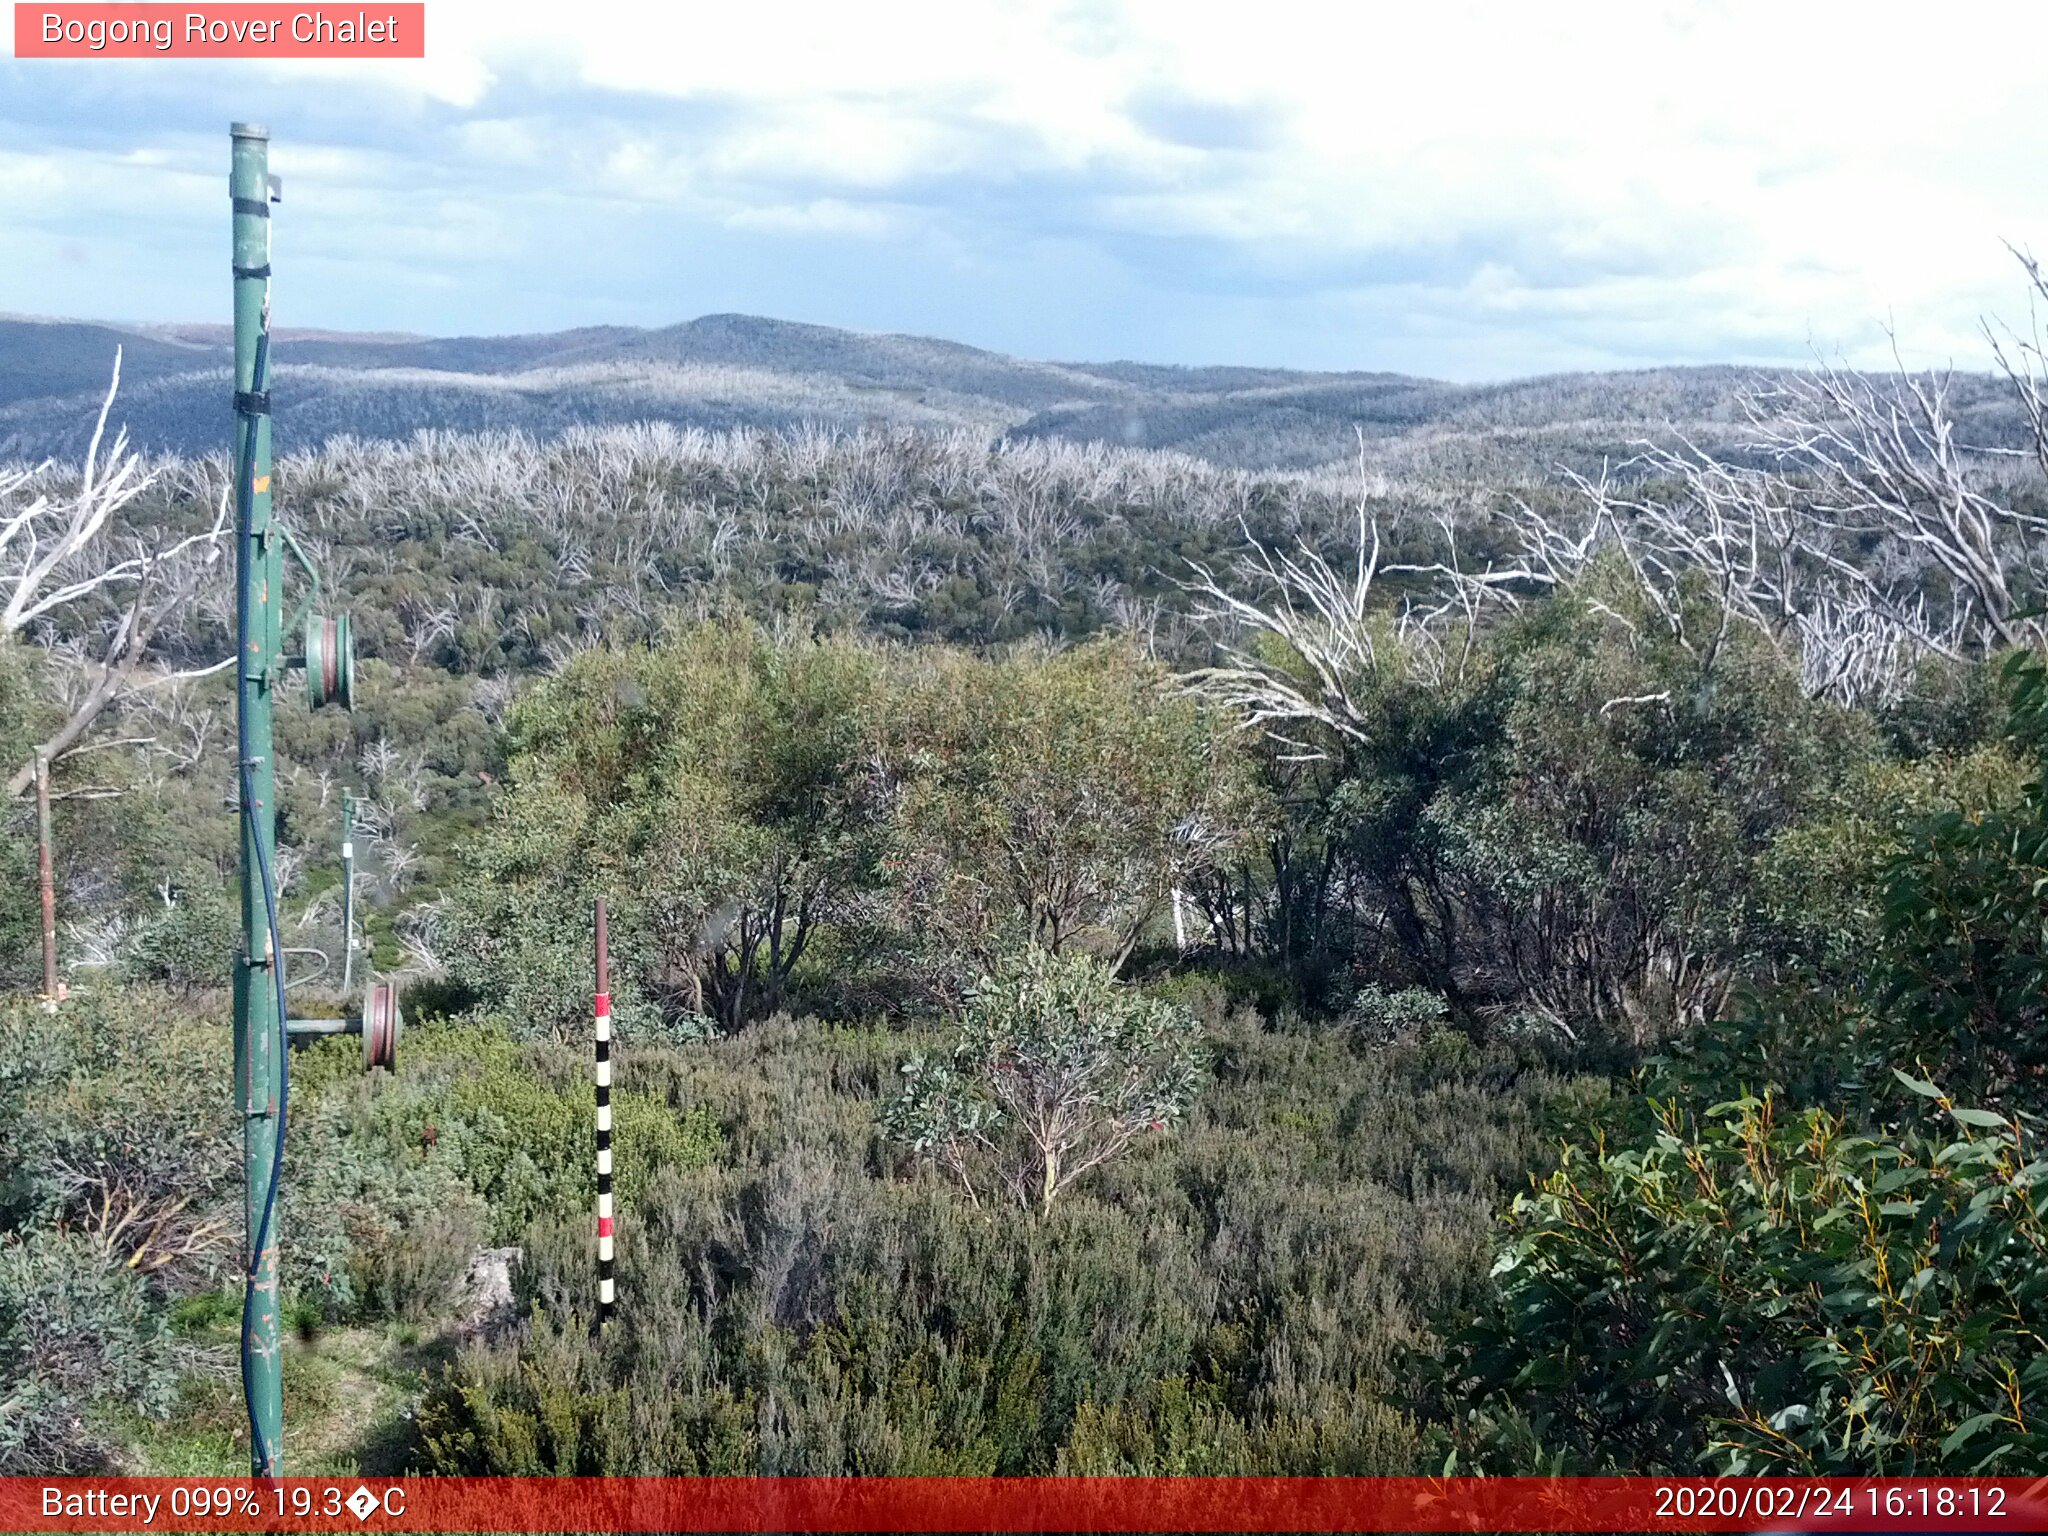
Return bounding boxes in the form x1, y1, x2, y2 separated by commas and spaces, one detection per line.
4, 0, 2046, 378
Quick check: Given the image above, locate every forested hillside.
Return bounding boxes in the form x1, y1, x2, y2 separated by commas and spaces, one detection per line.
2, 295, 2045, 1477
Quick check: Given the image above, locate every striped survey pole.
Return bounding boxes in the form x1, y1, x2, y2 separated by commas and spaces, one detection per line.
594, 897, 615, 1330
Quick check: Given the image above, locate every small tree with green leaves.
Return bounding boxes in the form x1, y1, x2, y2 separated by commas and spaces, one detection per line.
885, 947, 1206, 1214
890, 641, 1261, 979
1875, 648, 2048, 1103
448, 621, 894, 1035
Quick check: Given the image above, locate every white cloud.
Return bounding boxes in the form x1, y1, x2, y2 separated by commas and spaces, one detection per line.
9, 0, 2048, 372
724, 200, 901, 238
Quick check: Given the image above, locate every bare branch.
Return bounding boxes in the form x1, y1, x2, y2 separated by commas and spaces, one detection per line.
3, 358, 232, 796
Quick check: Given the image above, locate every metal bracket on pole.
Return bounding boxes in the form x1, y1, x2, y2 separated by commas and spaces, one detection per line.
279, 521, 321, 638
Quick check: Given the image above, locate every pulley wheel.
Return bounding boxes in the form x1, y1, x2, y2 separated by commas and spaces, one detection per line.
362, 977, 401, 1072
306, 612, 355, 710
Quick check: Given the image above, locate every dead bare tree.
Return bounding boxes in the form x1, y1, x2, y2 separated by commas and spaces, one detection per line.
395, 897, 448, 977
1382, 371, 2038, 711
1753, 362, 2044, 646
1182, 504, 1390, 758
1323, 258, 2048, 712
1988, 243, 2048, 484
2, 352, 231, 798
357, 736, 401, 784
1181, 435, 1486, 759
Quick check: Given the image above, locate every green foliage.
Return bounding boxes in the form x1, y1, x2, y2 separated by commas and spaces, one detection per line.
0, 1228, 189, 1472
0, 990, 223, 1475
16, 405, 2048, 1480
285, 1018, 722, 1320
417, 1003, 1588, 1475
1752, 746, 2027, 988
451, 625, 1257, 1035
123, 871, 238, 995
440, 780, 616, 1040
890, 642, 1261, 976
449, 621, 894, 1035
1423, 581, 1860, 1041
1343, 983, 1451, 1045
1676, 651, 2048, 1118
1875, 649, 2048, 1102
1442, 1088, 2046, 1473
0, 991, 237, 1284
0, 643, 52, 992
1195, 574, 1860, 1037
1876, 652, 2009, 760
284, 1086, 492, 1323
885, 947, 1207, 1213
0, 819, 40, 995
1438, 651, 2048, 1475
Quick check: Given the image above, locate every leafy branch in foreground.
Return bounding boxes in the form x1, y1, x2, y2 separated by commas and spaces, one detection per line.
1440, 1084, 2046, 1474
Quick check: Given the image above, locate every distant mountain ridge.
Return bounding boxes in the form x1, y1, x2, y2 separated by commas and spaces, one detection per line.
0, 310, 2018, 478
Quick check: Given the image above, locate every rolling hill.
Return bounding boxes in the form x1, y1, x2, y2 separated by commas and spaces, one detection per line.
0, 311, 2021, 478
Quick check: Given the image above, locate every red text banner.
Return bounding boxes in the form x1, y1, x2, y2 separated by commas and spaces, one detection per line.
14, 5, 425, 58
5, 1477, 2048, 1533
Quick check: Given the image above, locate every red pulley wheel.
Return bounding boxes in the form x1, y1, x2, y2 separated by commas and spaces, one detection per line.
306, 612, 355, 710
362, 978, 401, 1071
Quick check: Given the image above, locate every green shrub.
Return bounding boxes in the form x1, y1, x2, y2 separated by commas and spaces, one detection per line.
420, 1002, 1580, 1475
1441, 1085, 2047, 1473
0, 1228, 188, 1472
284, 1089, 491, 1321
284, 1016, 722, 1320
123, 875, 238, 995
1874, 650, 2048, 1104
448, 624, 896, 1036
1753, 745, 2027, 987
0, 992, 236, 1285
887, 641, 1262, 980
1438, 652, 2048, 1474
1343, 984, 1450, 1045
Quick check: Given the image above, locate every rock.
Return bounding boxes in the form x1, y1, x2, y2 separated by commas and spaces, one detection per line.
456, 1246, 520, 1340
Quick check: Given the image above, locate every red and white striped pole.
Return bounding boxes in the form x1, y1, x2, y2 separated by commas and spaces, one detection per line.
594, 896, 614, 1331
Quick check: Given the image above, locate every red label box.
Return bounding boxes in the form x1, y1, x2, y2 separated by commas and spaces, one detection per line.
14, 4, 425, 58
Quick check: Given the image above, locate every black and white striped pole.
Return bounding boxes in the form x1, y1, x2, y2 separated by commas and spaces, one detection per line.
340, 791, 358, 994
594, 897, 615, 1330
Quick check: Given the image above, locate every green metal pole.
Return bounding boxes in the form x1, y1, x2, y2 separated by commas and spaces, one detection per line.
230, 120, 284, 1478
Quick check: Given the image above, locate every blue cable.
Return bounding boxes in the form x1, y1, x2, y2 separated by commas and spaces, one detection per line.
235, 324, 291, 1479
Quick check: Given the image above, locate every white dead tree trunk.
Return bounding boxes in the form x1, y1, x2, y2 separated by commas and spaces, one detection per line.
1, 352, 231, 798
1988, 244, 2048, 485
1414, 349, 2046, 709
1181, 436, 1504, 759
1332, 255, 2048, 710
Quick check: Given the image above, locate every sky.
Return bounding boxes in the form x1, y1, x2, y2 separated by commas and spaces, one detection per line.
4, 0, 2048, 380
